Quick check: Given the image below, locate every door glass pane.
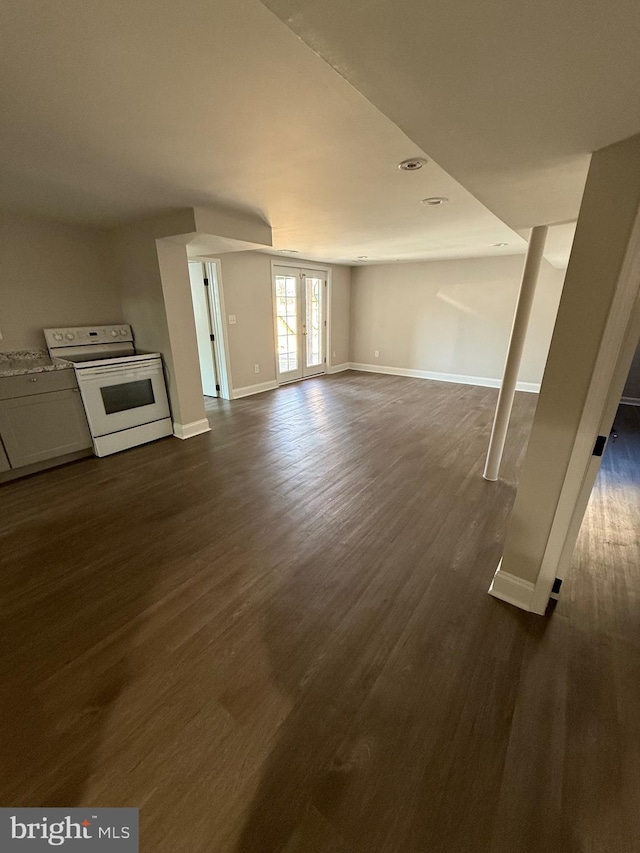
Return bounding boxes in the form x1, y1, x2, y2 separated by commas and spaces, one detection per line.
306, 277, 322, 368
276, 275, 298, 373
101, 379, 155, 414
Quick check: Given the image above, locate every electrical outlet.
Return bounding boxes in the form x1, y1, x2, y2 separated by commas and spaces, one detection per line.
374, 350, 380, 358
254, 363, 260, 374
228, 315, 237, 325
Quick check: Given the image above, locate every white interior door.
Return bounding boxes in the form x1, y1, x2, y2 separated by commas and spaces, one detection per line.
189, 262, 219, 397
274, 265, 326, 384
204, 260, 232, 401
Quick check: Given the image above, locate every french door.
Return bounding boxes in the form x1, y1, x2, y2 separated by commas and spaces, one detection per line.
273, 266, 326, 384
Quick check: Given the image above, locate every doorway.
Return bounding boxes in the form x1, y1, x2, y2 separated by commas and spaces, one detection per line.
188, 260, 232, 400
548, 332, 640, 604
557, 347, 640, 605
273, 265, 327, 384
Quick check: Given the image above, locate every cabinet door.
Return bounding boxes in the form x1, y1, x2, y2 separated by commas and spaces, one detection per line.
0, 389, 92, 468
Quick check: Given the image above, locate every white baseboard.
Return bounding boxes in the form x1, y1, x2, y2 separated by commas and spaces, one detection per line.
328, 362, 350, 374
173, 418, 211, 440
488, 560, 540, 612
232, 380, 278, 399
349, 362, 540, 393
621, 396, 640, 407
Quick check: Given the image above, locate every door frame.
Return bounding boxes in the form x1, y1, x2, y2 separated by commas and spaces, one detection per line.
270, 260, 332, 385
529, 204, 640, 612
190, 257, 233, 401
188, 260, 220, 398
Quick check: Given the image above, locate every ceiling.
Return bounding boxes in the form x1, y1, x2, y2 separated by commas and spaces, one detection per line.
1, 1, 638, 268
261, 0, 640, 231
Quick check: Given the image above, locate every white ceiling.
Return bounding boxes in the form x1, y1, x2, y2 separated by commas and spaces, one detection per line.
261, 0, 640, 232
3, 0, 637, 268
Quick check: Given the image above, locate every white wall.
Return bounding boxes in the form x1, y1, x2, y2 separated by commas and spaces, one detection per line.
0, 209, 122, 352
350, 255, 565, 387
217, 252, 352, 392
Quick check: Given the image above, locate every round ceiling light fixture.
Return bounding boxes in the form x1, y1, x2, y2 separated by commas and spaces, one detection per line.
357, 256, 368, 260
398, 157, 427, 171
420, 196, 449, 206
492, 242, 509, 247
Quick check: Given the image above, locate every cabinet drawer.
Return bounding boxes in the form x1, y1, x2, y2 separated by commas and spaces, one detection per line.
0, 369, 77, 400
0, 388, 92, 468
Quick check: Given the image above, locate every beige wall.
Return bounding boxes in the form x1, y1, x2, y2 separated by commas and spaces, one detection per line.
329, 264, 351, 367
110, 223, 173, 391
109, 211, 206, 428
0, 209, 122, 352
622, 343, 640, 400
218, 252, 277, 390
218, 252, 352, 391
350, 255, 565, 386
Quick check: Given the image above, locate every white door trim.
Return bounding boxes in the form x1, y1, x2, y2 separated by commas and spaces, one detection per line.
529, 203, 640, 613
205, 259, 232, 401
190, 257, 232, 400
300, 267, 328, 379
188, 261, 219, 397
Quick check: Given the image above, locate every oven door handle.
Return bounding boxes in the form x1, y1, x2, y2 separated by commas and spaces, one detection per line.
77, 364, 161, 380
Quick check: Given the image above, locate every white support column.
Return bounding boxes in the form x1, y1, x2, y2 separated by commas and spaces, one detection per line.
483, 225, 548, 481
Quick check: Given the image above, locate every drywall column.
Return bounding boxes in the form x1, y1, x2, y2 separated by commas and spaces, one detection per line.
483, 225, 548, 481
490, 133, 640, 614
156, 239, 210, 438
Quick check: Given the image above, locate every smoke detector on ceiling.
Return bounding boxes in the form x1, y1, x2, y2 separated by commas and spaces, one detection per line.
492, 242, 509, 247
421, 197, 449, 206
398, 158, 427, 171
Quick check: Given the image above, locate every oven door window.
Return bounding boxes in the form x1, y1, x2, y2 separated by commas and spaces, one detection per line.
100, 378, 156, 415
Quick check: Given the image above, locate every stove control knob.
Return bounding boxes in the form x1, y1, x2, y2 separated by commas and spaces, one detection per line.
110, 330, 118, 337
53, 333, 63, 341
65, 332, 75, 340
120, 328, 128, 336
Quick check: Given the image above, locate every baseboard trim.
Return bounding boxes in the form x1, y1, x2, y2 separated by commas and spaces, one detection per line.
173, 419, 211, 440
348, 363, 540, 393
488, 560, 539, 612
233, 380, 278, 399
328, 362, 350, 374
621, 396, 640, 407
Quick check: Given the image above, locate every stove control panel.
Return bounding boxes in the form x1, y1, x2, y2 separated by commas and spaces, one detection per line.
44, 325, 133, 349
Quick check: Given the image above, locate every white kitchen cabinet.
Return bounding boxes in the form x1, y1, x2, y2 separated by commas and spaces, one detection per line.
0, 371, 92, 470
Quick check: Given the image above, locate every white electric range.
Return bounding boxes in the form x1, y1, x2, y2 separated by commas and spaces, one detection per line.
44, 325, 173, 457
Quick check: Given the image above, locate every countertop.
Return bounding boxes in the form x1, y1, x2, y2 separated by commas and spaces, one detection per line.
0, 350, 72, 378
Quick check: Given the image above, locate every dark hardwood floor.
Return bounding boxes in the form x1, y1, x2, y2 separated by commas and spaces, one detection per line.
1, 372, 638, 852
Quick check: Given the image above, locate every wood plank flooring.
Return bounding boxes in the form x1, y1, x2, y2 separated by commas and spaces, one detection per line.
1, 372, 638, 852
